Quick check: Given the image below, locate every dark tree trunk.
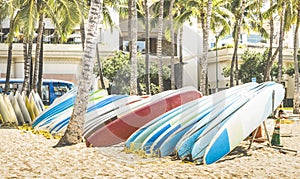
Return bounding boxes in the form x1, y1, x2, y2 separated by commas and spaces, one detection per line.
37, 29, 44, 97
32, 13, 44, 91
277, 2, 285, 83
22, 40, 30, 95
96, 44, 105, 89
144, 0, 150, 94
264, 0, 274, 81
4, 43, 13, 93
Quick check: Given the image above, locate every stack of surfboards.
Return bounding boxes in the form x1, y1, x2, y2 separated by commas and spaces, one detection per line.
85, 86, 202, 147
32, 88, 110, 134
0, 90, 45, 126
125, 82, 285, 165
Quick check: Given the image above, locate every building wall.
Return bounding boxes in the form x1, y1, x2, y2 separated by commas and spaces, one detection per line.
207, 47, 296, 106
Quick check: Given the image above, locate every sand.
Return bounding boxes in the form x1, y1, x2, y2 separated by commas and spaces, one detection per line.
0, 119, 299, 178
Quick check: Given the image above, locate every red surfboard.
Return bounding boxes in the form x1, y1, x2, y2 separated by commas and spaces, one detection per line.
86, 87, 202, 147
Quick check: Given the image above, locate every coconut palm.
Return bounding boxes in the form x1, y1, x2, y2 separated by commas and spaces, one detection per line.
293, 0, 300, 113
144, 0, 151, 94
199, 0, 212, 95
229, 0, 246, 87
32, 12, 44, 93
1, 1, 21, 93
169, 0, 176, 90
263, 0, 276, 81
5, 0, 81, 95
277, 1, 286, 83
55, 0, 104, 146
128, 0, 138, 95
157, 0, 164, 92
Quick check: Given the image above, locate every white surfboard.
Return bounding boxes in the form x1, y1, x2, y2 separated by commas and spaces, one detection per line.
202, 82, 285, 165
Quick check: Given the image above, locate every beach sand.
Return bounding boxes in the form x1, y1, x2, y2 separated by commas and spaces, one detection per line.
0, 119, 299, 178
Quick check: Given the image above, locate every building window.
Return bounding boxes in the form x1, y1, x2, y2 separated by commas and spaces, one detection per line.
122, 40, 145, 53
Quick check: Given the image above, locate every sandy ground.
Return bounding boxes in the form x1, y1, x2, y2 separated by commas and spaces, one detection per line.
0, 119, 299, 178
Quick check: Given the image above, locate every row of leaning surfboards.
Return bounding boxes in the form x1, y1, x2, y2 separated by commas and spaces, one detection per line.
32, 86, 202, 144
124, 81, 285, 165
0, 90, 45, 126
32, 81, 284, 165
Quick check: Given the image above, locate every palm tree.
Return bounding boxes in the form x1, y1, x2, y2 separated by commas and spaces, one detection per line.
157, 0, 164, 92
229, 0, 246, 87
3, 1, 21, 94
33, 0, 82, 94
293, 0, 300, 114
144, 0, 151, 94
22, 39, 31, 94
129, 0, 138, 95
199, 0, 212, 95
277, 1, 286, 83
264, 0, 275, 81
169, 0, 176, 90
32, 13, 44, 93
37, 25, 44, 97
55, 0, 104, 147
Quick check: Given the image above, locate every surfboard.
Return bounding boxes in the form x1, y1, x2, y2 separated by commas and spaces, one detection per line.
3, 94, 18, 125
15, 92, 32, 124
29, 92, 40, 118
86, 86, 202, 147
9, 93, 25, 125
33, 92, 45, 112
202, 82, 285, 165
23, 93, 36, 121
0, 95, 13, 124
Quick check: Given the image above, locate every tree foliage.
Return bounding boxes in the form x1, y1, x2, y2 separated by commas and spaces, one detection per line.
223, 49, 279, 83
100, 51, 170, 95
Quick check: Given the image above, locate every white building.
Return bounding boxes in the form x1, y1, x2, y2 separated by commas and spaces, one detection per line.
0, 15, 203, 90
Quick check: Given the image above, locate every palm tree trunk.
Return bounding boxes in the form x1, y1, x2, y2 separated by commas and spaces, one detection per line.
128, 0, 132, 57
157, 0, 164, 92
277, 2, 286, 83
96, 44, 105, 89
32, 13, 44, 91
79, 0, 86, 51
169, 0, 175, 90
4, 15, 15, 93
55, 0, 103, 147
22, 40, 30, 95
4, 43, 13, 94
264, 0, 274, 81
293, 4, 300, 114
178, 26, 183, 88
200, 0, 212, 95
130, 0, 138, 95
80, 22, 85, 51
28, 40, 33, 94
37, 33, 44, 97
230, 1, 245, 87
179, 27, 183, 63
144, 0, 150, 94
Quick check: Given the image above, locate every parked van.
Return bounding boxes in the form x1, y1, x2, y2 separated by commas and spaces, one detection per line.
0, 78, 74, 105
